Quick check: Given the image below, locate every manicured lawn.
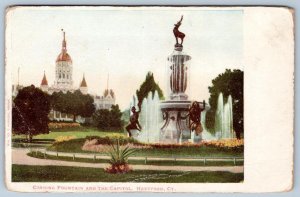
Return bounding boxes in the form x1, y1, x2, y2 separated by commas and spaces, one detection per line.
13, 127, 243, 158
12, 128, 125, 148
47, 138, 243, 157
28, 152, 244, 166
13, 127, 125, 140
131, 146, 243, 157
12, 165, 244, 183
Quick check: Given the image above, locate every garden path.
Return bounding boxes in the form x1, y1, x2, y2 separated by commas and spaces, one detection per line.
12, 148, 244, 173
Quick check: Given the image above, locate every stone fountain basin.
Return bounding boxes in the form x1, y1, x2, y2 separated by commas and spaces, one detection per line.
160, 100, 209, 110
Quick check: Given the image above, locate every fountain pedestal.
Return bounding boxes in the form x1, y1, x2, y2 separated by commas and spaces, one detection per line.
160, 100, 191, 143
159, 46, 193, 144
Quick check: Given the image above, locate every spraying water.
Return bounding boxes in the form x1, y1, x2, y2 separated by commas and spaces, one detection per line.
200, 110, 216, 140
214, 93, 235, 139
138, 91, 162, 143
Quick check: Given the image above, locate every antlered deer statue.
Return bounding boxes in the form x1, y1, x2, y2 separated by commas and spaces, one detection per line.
173, 15, 185, 47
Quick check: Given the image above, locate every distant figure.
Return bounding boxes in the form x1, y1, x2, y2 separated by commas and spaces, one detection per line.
189, 101, 203, 135
125, 106, 142, 137
173, 15, 185, 46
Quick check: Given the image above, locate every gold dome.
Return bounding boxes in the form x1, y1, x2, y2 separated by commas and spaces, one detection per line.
56, 52, 72, 63
56, 29, 72, 63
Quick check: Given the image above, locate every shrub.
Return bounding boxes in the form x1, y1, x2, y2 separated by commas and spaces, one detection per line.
48, 122, 81, 129
92, 105, 123, 130
105, 139, 136, 174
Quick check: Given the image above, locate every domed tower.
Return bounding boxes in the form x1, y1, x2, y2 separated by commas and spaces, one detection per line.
79, 74, 88, 94
54, 29, 73, 91
40, 71, 49, 92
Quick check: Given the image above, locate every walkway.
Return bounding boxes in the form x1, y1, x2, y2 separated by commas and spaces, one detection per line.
12, 148, 244, 173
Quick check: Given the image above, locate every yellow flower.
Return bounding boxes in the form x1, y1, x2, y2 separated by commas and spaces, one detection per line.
55, 135, 76, 143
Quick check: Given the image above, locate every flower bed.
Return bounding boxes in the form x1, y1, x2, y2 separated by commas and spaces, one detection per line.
55, 136, 77, 143
82, 138, 150, 152
48, 122, 81, 129
105, 164, 132, 174
85, 135, 140, 145
202, 139, 244, 148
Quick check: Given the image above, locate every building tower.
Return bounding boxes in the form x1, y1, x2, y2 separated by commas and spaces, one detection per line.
103, 73, 116, 109
40, 71, 49, 92
54, 29, 73, 91
79, 74, 88, 94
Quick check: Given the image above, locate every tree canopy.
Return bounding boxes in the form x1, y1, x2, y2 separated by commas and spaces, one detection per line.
50, 90, 95, 122
136, 72, 164, 109
92, 104, 123, 130
12, 85, 51, 142
205, 69, 244, 138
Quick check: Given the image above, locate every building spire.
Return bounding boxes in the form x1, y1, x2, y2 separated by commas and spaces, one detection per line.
61, 29, 67, 51
41, 70, 48, 86
80, 73, 87, 87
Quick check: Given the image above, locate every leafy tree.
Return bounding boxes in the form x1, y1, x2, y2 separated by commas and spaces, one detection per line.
109, 105, 123, 128
136, 72, 164, 109
205, 69, 244, 139
92, 109, 111, 129
92, 105, 123, 130
12, 85, 50, 142
51, 90, 95, 122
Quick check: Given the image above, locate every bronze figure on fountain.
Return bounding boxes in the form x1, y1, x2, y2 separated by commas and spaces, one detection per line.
188, 101, 206, 136
125, 106, 142, 137
173, 15, 185, 48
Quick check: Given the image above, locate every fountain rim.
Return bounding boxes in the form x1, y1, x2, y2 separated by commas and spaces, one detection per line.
160, 100, 209, 110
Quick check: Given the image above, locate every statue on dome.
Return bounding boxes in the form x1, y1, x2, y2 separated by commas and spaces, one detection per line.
173, 15, 185, 47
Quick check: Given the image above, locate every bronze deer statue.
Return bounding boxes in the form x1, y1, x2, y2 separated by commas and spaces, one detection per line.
173, 15, 185, 46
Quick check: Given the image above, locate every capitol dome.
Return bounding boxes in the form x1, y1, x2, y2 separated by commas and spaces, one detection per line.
56, 51, 72, 63
56, 30, 72, 63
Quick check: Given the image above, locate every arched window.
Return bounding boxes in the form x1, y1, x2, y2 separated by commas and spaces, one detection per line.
67, 75, 69, 79
59, 73, 61, 78
63, 73, 65, 78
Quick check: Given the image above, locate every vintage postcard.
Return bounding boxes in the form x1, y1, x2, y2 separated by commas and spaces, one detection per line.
5, 6, 294, 192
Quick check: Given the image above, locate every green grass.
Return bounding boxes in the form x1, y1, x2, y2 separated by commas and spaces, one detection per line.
13, 127, 243, 158
12, 128, 125, 148
47, 138, 243, 157
12, 164, 244, 182
28, 152, 244, 166
14, 127, 125, 140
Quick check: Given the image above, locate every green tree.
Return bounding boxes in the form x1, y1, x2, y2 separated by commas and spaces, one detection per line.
12, 85, 51, 142
92, 105, 123, 130
136, 72, 164, 109
50, 90, 95, 122
92, 109, 111, 129
109, 105, 123, 129
205, 69, 244, 139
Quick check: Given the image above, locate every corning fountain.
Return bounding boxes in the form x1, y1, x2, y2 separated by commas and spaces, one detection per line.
128, 16, 210, 144
159, 16, 207, 144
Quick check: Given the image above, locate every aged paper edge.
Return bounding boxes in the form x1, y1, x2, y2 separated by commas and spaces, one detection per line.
4, 6, 294, 193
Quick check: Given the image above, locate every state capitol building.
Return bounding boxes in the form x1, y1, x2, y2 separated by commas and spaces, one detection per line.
13, 30, 115, 122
